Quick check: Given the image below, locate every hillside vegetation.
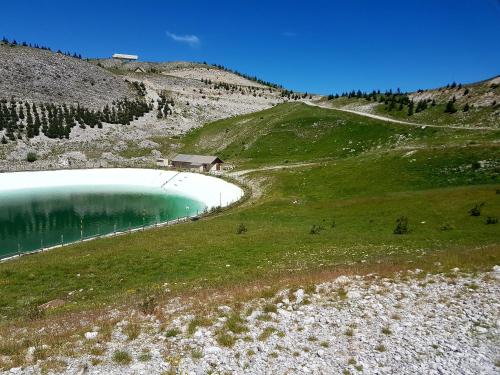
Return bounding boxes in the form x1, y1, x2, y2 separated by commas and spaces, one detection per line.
0, 103, 498, 323
320, 76, 500, 128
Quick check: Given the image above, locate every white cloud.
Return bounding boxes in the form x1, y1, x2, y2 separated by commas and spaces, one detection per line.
166, 32, 200, 47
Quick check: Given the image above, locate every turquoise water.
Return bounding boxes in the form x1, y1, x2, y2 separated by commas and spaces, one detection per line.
0, 185, 205, 259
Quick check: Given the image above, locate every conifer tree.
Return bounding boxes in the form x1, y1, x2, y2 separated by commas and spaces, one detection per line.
407, 101, 414, 116
444, 100, 457, 114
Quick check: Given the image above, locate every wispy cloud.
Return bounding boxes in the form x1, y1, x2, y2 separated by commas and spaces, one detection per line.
282, 31, 298, 37
166, 32, 200, 47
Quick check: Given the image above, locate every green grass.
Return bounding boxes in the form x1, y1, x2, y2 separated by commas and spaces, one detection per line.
112, 350, 132, 365
0, 103, 498, 324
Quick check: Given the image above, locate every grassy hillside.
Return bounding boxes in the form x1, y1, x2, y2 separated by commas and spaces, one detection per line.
0, 103, 499, 326
181, 102, 500, 167
320, 76, 500, 128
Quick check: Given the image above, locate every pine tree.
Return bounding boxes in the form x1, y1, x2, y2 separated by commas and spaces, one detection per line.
407, 101, 414, 116
463, 103, 470, 112
444, 100, 457, 114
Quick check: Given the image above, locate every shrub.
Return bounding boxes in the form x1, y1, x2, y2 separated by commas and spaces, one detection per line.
468, 203, 484, 217
165, 328, 181, 337
138, 295, 157, 315
112, 350, 132, 365
123, 322, 141, 341
486, 216, 498, 225
393, 216, 409, 234
25, 302, 44, 320
236, 223, 247, 234
26, 152, 37, 163
309, 224, 324, 234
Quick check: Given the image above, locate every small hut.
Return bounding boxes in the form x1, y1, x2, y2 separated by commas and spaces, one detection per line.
171, 154, 223, 172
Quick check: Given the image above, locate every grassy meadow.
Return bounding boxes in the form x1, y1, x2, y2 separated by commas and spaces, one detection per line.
0, 103, 499, 323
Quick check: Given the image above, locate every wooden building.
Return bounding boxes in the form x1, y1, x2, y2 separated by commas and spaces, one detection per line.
171, 154, 223, 172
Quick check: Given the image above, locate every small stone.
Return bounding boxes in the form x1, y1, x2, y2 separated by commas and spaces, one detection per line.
294, 289, 305, 304
347, 290, 362, 299
317, 349, 325, 357
475, 326, 487, 334
218, 305, 232, 314
335, 275, 350, 285
304, 316, 315, 325
84, 331, 98, 340
205, 346, 220, 355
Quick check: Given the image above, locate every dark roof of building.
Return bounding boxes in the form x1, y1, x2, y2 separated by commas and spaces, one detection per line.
172, 154, 223, 165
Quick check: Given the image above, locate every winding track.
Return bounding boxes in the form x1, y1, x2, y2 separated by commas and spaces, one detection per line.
304, 101, 496, 131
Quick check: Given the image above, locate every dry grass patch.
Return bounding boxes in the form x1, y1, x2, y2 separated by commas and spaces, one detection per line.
187, 316, 212, 335
113, 350, 132, 365
258, 327, 277, 341
123, 321, 141, 341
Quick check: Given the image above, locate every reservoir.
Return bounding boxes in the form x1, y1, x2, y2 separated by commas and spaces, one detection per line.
0, 169, 244, 259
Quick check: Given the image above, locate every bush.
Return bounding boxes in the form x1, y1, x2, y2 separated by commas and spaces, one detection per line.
25, 302, 44, 320
165, 328, 181, 337
486, 216, 498, 225
439, 223, 454, 231
138, 295, 157, 315
26, 152, 37, 162
236, 223, 247, 234
393, 216, 409, 234
309, 224, 324, 235
468, 203, 484, 217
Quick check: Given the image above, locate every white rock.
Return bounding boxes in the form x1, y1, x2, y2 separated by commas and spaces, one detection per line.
347, 290, 362, 299
304, 316, 315, 325
294, 289, 305, 304
218, 305, 232, 314
205, 346, 220, 355
194, 329, 204, 338
475, 326, 488, 334
84, 331, 98, 340
335, 275, 350, 285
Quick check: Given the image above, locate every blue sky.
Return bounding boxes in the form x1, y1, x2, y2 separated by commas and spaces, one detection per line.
1, 0, 499, 94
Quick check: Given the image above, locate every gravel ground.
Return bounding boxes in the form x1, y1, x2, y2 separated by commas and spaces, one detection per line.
4, 266, 499, 374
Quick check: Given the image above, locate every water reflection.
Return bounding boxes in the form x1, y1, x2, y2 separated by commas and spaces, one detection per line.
0, 186, 204, 257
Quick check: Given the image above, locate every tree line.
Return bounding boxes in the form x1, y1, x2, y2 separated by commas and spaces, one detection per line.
1, 36, 83, 59
0, 98, 152, 144
327, 88, 473, 116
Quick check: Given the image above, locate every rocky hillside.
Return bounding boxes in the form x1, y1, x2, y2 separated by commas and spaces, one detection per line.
0, 44, 289, 171
0, 44, 135, 110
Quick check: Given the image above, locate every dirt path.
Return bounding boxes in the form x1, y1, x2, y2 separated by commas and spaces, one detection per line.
226, 162, 320, 202
304, 101, 496, 131
228, 161, 319, 178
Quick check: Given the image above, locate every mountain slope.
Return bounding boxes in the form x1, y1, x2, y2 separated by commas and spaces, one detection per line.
0, 44, 135, 109
0, 45, 288, 171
